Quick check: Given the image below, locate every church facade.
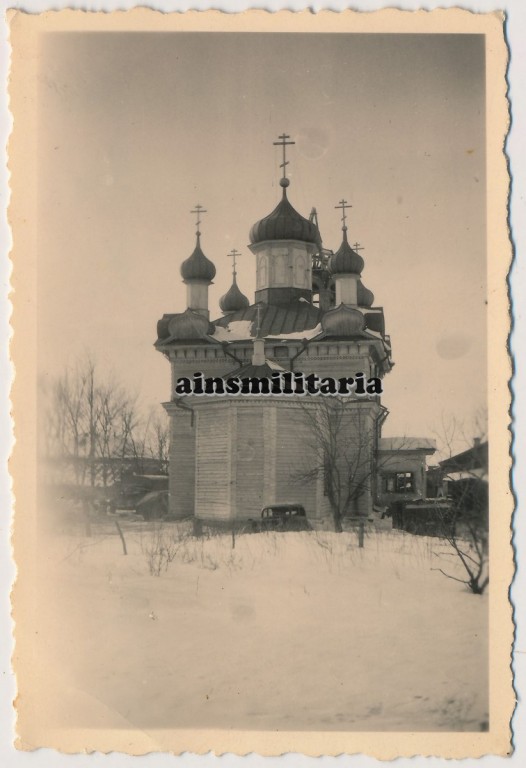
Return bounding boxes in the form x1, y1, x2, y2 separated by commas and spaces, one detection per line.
155, 135, 432, 529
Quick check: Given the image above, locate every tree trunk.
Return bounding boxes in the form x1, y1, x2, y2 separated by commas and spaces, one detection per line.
115, 519, 128, 555
332, 509, 343, 533
358, 520, 365, 548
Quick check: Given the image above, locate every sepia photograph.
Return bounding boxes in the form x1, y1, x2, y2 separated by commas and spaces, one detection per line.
8, 7, 514, 759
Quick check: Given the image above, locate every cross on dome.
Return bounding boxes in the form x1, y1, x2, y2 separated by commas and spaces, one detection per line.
331, 199, 364, 276
180, 203, 216, 284
227, 248, 241, 279
335, 199, 352, 232
190, 203, 207, 236
273, 133, 295, 188
219, 248, 249, 313
249, 133, 318, 246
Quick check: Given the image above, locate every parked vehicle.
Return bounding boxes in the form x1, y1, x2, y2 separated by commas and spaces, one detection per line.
136, 490, 170, 521
110, 473, 169, 516
248, 503, 311, 532
390, 499, 455, 537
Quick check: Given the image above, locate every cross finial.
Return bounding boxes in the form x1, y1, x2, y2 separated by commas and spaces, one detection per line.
190, 203, 207, 235
227, 248, 241, 280
273, 133, 295, 188
335, 199, 352, 230
352, 242, 364, 253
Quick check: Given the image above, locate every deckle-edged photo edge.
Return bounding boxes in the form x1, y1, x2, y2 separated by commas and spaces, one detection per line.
7, 6, 515, 758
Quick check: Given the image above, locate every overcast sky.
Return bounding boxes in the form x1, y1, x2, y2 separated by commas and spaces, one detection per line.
37, 31, 486, 450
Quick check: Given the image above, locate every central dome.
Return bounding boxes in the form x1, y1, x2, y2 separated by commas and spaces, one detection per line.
249, 190, 318, 245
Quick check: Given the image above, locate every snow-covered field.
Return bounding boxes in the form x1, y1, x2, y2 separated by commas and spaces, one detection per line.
35, 522, 488, 733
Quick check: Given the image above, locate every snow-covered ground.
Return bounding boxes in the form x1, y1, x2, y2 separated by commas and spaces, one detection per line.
35, 523, 488, 733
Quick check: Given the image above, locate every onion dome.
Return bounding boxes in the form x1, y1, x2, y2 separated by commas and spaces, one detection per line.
180, 233, 216, 283
166, 309, 214, 340
249, 183, 318, 245
219, 277, 250, 314
156, 314, 172, 341
330, 227, 364, 276
357, 279, 374, 307
321, 303, 366, 337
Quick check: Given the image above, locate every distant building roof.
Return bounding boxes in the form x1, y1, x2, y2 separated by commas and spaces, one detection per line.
439, 440, 488, 472
379, 437, 437, 453
445, 468, 488, 483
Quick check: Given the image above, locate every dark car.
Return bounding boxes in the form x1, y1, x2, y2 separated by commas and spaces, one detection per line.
136, 490, 170, 521
110, 474, 169, 515
248, 503, 311, 532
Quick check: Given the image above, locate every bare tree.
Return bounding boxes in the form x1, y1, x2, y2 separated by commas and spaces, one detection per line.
431, 407, 488, 461
295, 397, 384, 533
39, 357, 97, 486
94, 379, 142, 485
433, 483, 488, 595
39, 354, 145, 489
431, 413, 489, 595
145, 408, 170, 474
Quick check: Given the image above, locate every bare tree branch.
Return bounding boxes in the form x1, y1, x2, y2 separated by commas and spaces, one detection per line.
292, 396, 382, 532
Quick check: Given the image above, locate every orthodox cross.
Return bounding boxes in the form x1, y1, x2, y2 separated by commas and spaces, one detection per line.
335, 199, 352, 229
190, 204, 207, 234
352, 242, 364, 253
273, 133, 295, 183
227, 248, 241, 279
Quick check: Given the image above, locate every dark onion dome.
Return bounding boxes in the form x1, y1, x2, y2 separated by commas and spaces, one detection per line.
165, 309, 214, 340
249, 185, 318, 245
321, 303, 366, 337
180, 233, 216, 283
156, 314, 171, 341
363, 310, 385, 336
219, 278, 250, 314
330, 227, 364, 276
357, 279, 374, 307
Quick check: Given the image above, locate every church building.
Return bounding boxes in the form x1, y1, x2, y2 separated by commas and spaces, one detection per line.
155, 135, 433, 528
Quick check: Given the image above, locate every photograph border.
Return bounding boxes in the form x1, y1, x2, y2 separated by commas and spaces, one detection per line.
6, 5, 515, 760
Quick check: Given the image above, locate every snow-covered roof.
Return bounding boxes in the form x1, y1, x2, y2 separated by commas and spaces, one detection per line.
210, 320, 254, 342
445, 468, 488, 483
266, 324, 322, 341
379, 437, 436, 453
213, 300, 323, 338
